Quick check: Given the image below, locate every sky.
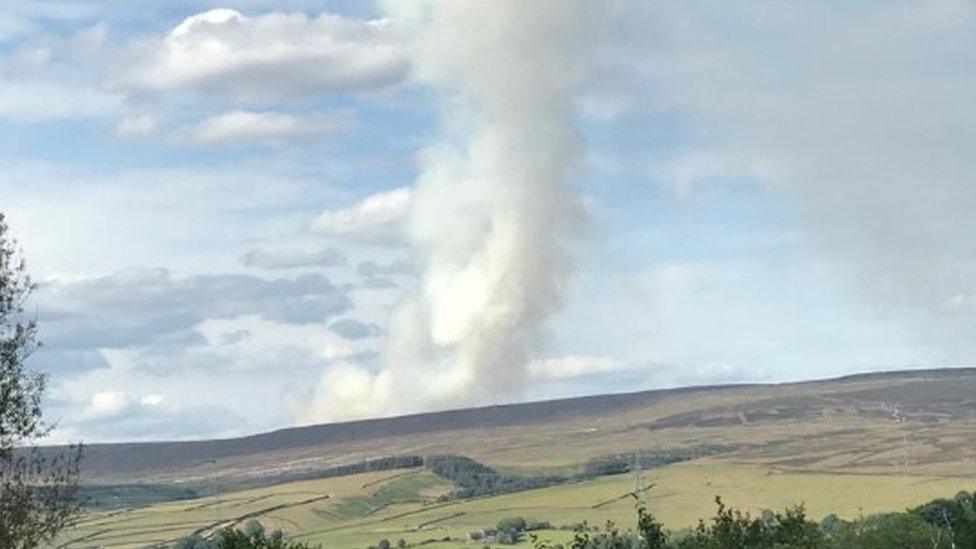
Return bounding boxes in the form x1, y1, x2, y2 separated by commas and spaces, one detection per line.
2, 0, 976, 443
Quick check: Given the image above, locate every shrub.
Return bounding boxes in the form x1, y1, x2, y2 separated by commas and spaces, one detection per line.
528, 519, 553, 531
174, 521, 319, 548
498, 516, 528, 533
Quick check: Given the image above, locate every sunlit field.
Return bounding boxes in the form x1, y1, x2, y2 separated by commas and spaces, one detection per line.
51, 461, 976, 548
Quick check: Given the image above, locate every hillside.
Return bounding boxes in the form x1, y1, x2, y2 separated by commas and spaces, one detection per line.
50, 367, 976, 491
53, 462, 976, 548
45, 367, 976, 548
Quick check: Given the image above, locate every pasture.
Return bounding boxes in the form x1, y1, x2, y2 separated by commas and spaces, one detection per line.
51, 461, 976, 548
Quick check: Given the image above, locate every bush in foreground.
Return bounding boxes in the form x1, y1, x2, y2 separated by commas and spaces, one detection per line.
531, 490, 975, 548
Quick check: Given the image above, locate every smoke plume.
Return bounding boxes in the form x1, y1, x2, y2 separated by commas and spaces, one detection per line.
301, 1, 591, 421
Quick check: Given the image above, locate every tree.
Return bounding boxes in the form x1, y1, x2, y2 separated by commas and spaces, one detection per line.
637, 503, 667, 549
0, 214, 82, 548
832, 513, 951, 549
497, 516, 528, 534
206, 521, 319, 548
175, 534, 213, 549
912, 491, 976, 547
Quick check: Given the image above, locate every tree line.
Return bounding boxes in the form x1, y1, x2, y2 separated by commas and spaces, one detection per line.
523, 491, 976, 549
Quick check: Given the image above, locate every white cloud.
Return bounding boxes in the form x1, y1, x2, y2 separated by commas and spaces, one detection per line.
83, 390, 129, 419
36, 268, 353, 351
0, 22, 115, 123
119, 8, 408, 100
3, 159, 334, 277
114, 113, 158, 137
0, 81, 120, 122
241, 245, 345, 270
672, 362, 749, 387
659, 150, 785, 198
186, 110, 347, 144
528, 355, 625, 380
311, 187, 411, 246
66, 387, 242, 442
140, 394, 164, 407
357, 258, 416, 278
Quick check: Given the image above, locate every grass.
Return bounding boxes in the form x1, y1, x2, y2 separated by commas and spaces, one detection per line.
49, 460, 976, 548
47, 371, 976, 547
290, 462, 976, 547
331, 471, 450, 519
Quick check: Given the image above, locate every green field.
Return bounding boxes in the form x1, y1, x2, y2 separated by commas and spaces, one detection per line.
47, 370, 976, 547
51, 460, 976, 548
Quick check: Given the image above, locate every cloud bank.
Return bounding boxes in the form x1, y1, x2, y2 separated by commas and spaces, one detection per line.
37, 268, 352, 351
120, 9, 408, 99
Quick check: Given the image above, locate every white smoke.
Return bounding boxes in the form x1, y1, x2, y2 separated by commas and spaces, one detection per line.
300, 1, 592, 421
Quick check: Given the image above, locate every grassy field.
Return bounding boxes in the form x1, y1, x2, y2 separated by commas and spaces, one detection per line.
50, 460, 976, 548
46, 369, 976, 547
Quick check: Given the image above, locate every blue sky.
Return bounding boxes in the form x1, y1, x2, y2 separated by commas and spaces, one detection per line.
3, 0, 976, 442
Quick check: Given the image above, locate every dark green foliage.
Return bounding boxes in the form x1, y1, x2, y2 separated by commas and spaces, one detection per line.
229, 455, 423, 496
567, 519, 641, 548
496, 516, 528, 543
528, 519, 553, 531
174, 520, 318, 548
425, 455, 496, 478
0, 214, 82, 548
316, 455, 423, 479
498, 516, 528, 534
425, 455, 567, 499
98, 448, 730, 512
175, 534, 214, 549
829, 513, 951, 549
427, 449, 733, 503
538, 489, 976, 548
582, 446, 729, 478
78, 483, 200, 509
637, 504, 667, 549
80, 455, 425, 510
911, 490, 976, 547
530, 500, 661, 549
818, 515, 841, 539
667, 497, 824, 549
539, 496, 829, 548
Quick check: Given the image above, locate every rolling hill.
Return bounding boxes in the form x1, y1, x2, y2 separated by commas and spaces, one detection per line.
52, 367, 976, 489
45, 367, 976, 548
